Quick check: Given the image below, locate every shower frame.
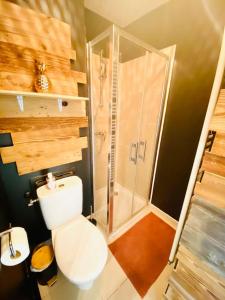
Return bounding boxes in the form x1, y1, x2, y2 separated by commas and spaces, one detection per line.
87, 25, 175, 236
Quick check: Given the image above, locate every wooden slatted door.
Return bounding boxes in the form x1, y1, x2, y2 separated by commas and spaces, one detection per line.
164, 93, 225, 297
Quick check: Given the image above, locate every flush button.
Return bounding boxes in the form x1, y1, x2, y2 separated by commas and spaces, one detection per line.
58, 184, 65, 188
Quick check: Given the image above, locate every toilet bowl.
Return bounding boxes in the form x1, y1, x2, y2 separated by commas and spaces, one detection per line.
37, 175, 108, 290
52, 215, 108, 289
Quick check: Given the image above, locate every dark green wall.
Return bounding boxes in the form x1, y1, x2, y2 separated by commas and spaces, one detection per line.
85, 0, 225, 220
126, 0, 225, 220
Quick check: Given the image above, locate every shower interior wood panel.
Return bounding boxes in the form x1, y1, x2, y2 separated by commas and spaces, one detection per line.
165, 73, 225, 299
0, 117, 88, 175
0, 1, 86, 95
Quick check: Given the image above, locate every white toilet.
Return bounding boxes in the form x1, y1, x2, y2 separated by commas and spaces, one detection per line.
37, 176, 108, 290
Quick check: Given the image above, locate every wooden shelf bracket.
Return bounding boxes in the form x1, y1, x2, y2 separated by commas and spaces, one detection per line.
57, 97, 63, 112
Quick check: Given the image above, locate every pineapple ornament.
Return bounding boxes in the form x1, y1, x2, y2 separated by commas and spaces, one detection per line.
34, 61, 49, 93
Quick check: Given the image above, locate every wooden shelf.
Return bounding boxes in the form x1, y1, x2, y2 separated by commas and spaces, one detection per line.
0, 90, 88, 113
0, 90, 89, 101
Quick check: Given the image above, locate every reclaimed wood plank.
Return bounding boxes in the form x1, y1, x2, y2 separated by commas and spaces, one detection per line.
0, 72, 78, 95
0, 17, 70, 47
0, 117, 88, 143
0, 42, 71, 69
210, 99, 225, 132
0, 31, 74, 60
0, 1, 71, 43
201, 152, 225, 177
186, 201, 225, 248
173, 263, 219, 300
194, 172, 225, 209
169, 270, 214, 300
0, 62, 85, 83
181, 222, 225, 277
0, 117, 88, 132
211, 132, 225, 157
71, 70, 87, 84
179, 245, 225, 284
0, 136, 87, 163
177, 246, 225, 299
0, 136, 87, 175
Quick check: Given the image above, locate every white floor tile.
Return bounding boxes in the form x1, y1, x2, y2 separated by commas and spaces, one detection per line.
99, 252, 127, 299
143, 263, 173, 300
108, 279, 141, 300
38, 251, 127, 300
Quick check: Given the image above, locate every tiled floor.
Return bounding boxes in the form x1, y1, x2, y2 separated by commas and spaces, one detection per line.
38, 249, 173, 300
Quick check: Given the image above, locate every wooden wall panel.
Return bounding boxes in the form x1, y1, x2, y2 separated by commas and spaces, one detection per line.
0, 1, 86, 95
211, 133, 225, 157
194, 172, 225, 209
0, 72, 78, 95
0, 117, 88, 175
168, 269, 215, 299
177, 247, 225, 300
210, 90, 225, 132
0, 16, 71, 45
0, 31, 73, 59
0, 117, 87, 143
201, 152, 225, 177
0, 1, 71, 39
0, 136, 87, 175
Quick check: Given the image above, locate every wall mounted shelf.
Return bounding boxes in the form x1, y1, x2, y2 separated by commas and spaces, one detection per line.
0, 90, 89, 112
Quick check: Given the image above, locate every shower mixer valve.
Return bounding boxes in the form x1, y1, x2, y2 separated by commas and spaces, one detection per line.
95, 131, 106, 141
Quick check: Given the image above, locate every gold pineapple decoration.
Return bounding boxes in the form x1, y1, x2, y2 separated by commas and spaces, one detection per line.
34, 61, 49, 93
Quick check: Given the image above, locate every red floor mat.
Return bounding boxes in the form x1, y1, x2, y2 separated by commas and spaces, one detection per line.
109, 213, 175, 297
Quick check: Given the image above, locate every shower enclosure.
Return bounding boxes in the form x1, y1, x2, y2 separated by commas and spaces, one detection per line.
88, 25, 174, 235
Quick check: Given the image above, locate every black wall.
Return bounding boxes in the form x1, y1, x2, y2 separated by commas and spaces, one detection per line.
0, 165, 40, 300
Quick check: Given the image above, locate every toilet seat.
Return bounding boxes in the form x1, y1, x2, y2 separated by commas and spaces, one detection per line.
52, 215, 108, 285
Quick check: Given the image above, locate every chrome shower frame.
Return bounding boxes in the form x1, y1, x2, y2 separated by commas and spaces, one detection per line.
87, 25, 174, 236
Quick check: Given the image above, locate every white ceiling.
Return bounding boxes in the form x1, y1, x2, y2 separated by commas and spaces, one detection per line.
84, 0, 169, 27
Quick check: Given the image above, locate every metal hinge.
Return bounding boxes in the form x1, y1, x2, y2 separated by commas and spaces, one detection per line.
205, 130, 216, 152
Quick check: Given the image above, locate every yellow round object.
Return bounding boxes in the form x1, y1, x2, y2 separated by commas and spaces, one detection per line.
31, 244, 54, 270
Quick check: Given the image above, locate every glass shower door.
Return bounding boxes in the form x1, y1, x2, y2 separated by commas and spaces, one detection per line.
113, 37, 147, 231
132, 52, 168, 215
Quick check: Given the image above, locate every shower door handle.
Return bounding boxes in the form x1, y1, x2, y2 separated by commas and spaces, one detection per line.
138, 140, 147, 161
129, 143, 138, 164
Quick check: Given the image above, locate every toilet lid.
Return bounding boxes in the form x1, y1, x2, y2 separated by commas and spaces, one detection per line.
52, 215, 108, 284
